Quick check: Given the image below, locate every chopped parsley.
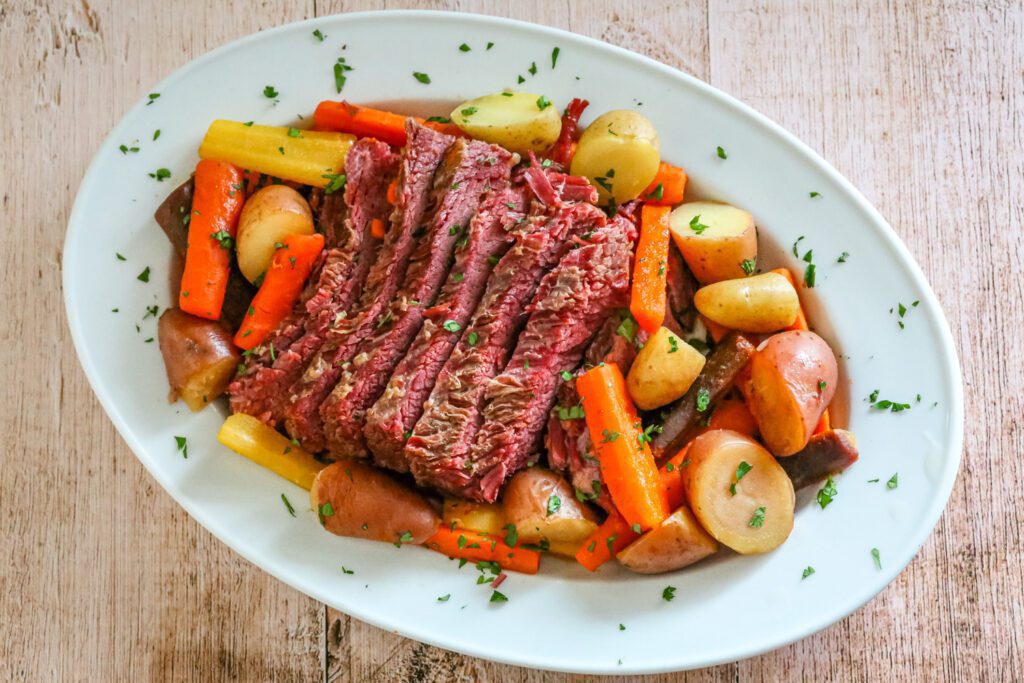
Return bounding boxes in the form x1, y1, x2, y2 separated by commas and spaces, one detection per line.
413, 72, 432, 84
688, 214, 709, 235
287, 127, 301, 138
263, 85, 279, 99
546, 494, 561, 517
504, 523, 518, 547
615, 314, 639, 343
341, 566, 355, 575
437, 593, 451, 602
668, 335, 679, 353
174, 435, 188, 459
804, 263, 817, 288
716, 146, 728, 159
631, 523, 642, 534
460, 106, 478, 118
792, 236, 805, 257
809, 191, 820, 198
837, 251, 850, 263
119, 144, 139, 154
740, 258, 757, 275
557, 404, 585, 421
312, 29, 326, 41
871, 547, 882, 569
280, 494, 296, 517
394, 530, 414, 547
528, 61, 537, 75
646, 183, 664, 201
619, 623, 626, 631
459, 43, 471, 52
818, 380, 827, 392
467, 331, 479, 346
153, 129, 161, 141
486, 42, 494, 50
442, 320, 461, 333
601, 429, 620, 443
149, 168, 171, 182
116, 253, 126, 261
730, 461, 752, 496
334, 58, 353, 93
662, 586, 676, 601
137, 266, 151, 282
887, 473, 899, 489
210, 230, 233, 250
802, 566, 815, 579
551, 46, 561, 68
869, 391, 912, 412
146, 93, 160, 105
322, 172, 346, 194
817, 476, 837, 509
490, 590, 508, 603
426, 115, 451, 123
536, 95, 552, 110
451, 272, 464, 283
748, 506, 766, 528
695, 387, 711, 413
318, 502, 335, 525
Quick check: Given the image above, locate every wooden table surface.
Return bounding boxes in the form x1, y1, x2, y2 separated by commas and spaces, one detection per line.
2, 1, 1020, 680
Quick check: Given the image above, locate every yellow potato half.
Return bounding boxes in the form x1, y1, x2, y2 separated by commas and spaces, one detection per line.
450, 92, 561, 154
670, 201, 757, 284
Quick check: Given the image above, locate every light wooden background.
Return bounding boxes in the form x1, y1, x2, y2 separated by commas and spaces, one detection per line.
2, 1, 1020, 680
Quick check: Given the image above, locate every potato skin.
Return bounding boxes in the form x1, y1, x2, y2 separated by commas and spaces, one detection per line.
450, 92, 562, 154
158, 307, 240, 411
681, 429, 795, 554
627, 327, 707, 410
743, 331, 838, 456
693, 272, 800, 333
310, 460, 440, 545
617, 506, 718, 574
570, 110, 660, 204
502, 468, 599, 544
236, 185, 314, 284
670, 202, 757, 284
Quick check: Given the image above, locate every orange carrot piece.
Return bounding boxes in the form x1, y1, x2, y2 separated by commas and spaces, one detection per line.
813, 410, 832, 435
770, 268, 810, 331
576, 363, 670, 531
370, 218, 386, 240
630, 205, 671, 335
233, 233, 325, 350
179, 159, 246, 320
643, 162, 688, 205
659, 444, 693, 510
313, 100, 463, 147
386, 180, 399, 205
701, 315, 730, 343
425, 527, 540, 575
575, 510, 637, 572
708, 397, 758, 437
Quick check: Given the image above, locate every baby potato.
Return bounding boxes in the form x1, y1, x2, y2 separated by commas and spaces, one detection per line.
502, 468, 599, 546
157, 307, 240, 411
693, 272, 800, 333
450, 92, 562, 154
681, 429, 795, 554
310, 459, 440, 545
669, 201, 757, 284
570, 110, 660, 204
742, 330, 838, 456
627, 327, 707, 410
442, 498, 507, 536
617, 506, 718, 574
236, 185, 315, 284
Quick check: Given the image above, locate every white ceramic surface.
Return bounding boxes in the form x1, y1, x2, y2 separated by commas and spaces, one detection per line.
63, 11, 963, 674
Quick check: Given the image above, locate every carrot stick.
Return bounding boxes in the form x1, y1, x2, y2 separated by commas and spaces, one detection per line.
370, 218, 386, 240
576, 363, 670, 531
574, 509, 636, 572
313, 100, 463, 147
577, 446, 691, 572
425, 527, 540, 574
179, 159, 246, 320
701, 314, 730, 343
233, 233, 325, 350
630, 205, 671, 335
643, 162, 688, 206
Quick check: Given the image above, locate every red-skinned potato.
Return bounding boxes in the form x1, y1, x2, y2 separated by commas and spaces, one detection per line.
502, 468, 600, 552
158, 307, 241, 411
742, 330, 838, 456
616, 506, 718, 574
681, 429, 795, 554
310, 460, 440, 545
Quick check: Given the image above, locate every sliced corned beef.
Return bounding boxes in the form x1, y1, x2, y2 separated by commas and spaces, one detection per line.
228, 139, 399, 423
406, 201, 610, 497
365, 185, 530, 471
459, 216, 635, 502
282, 121, 454, 450
320, 139, 515, 456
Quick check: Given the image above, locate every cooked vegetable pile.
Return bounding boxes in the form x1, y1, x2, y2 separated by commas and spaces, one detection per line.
153, 86, 858, 596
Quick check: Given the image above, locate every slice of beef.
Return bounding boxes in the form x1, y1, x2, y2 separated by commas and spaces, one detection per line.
518, 158, 599, 207
228, 139, 399, 423
651, 331, 757, 460
282, 121, 454, 450
365, 185, 530, 471
407, 201, 608, 493
447, 216, 635, 502
320, 139, 515, 456
780, 429, 859, 491
666, 241, 699, 330
153, 178, 256, 329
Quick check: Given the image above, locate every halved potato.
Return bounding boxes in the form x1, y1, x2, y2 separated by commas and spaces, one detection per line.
627, 326, 707, 410
570, 110, 660, 204
450, 92, 561, 154
310, 459, 440, 545
236, 185, 315, 284
742, 330, 838, 456
693, 272, 800, 333
442, 498, 507, 536
670, 201, 757, 284
157, 308, 240, 411
502, 468, 599, 546
681, 429, 795, 554
617, 506, 718, 574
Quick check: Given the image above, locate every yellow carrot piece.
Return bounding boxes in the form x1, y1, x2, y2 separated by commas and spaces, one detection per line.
198, 120, 355, 188
217, 413, 325, 489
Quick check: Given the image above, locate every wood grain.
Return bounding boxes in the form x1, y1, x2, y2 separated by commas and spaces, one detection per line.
1, 1, 1019, 681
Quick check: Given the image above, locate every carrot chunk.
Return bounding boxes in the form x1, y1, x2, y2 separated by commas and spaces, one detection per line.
643, 162, 688, 205
630, 205, 671, 335
425, 527, 540, 575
